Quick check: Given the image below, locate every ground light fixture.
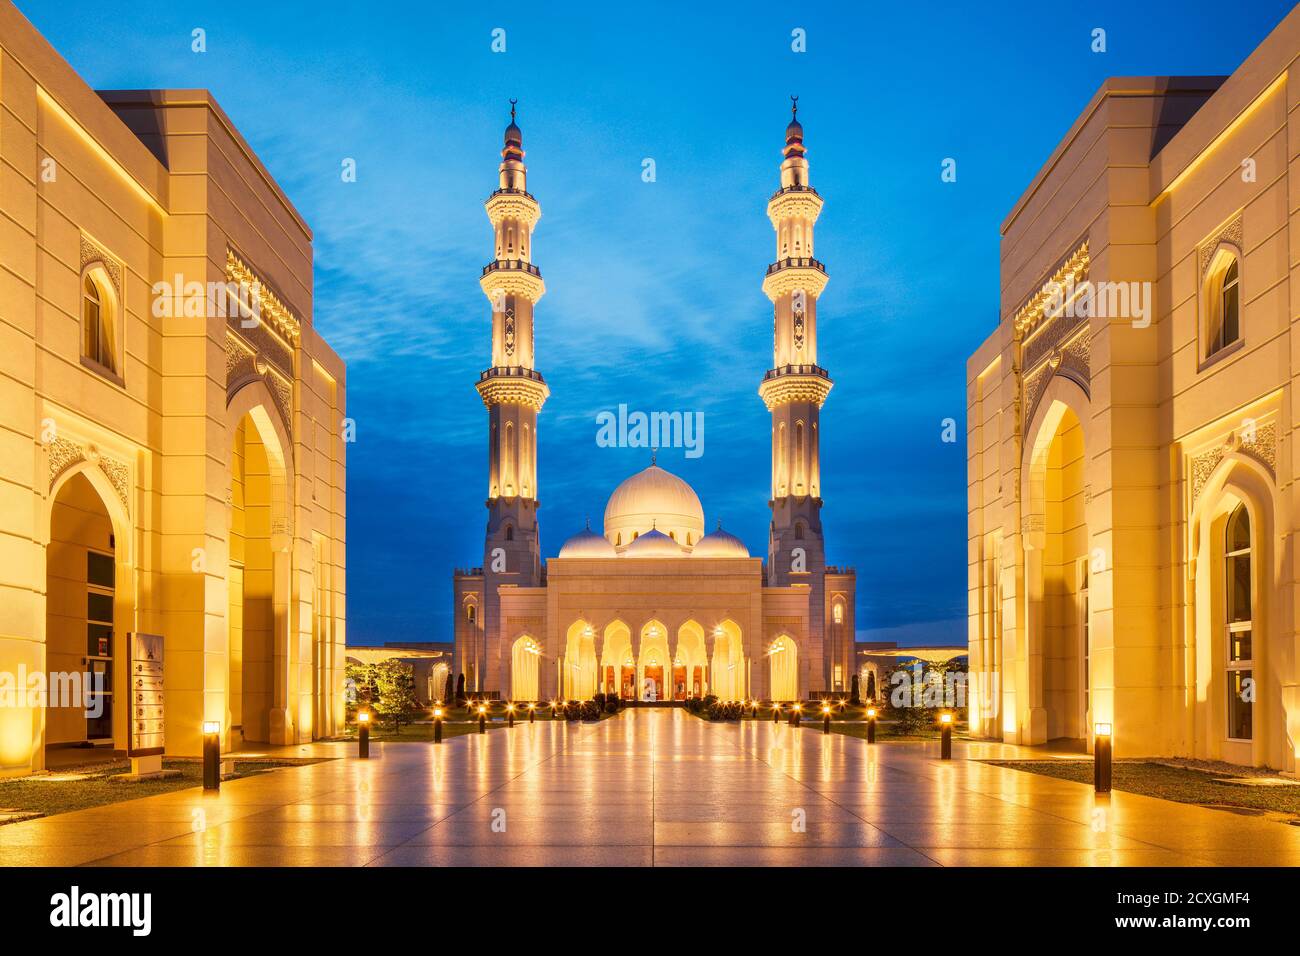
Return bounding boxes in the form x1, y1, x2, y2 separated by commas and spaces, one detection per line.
822, 702, 832, 734
939, 711, 953, 759
790, 703, 802, 727
772, 702, 781, 723
202, 720, 221, 790
1094, 722, 1113, 793
507, 702, 515, 727
433, 707, 443, 744
358, 710, 371, 759
866, 707, 878, 744
478, 704, 487, 734
528, 702, 536, 723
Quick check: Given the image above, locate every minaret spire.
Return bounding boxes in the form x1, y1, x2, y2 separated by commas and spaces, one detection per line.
473, 104, 549, 675
759, 98, 832, 674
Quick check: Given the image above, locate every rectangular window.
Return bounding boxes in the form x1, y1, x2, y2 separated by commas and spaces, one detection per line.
833, 664, 843, 689
1227, 666, 1253, 741
86, 549, 114, 740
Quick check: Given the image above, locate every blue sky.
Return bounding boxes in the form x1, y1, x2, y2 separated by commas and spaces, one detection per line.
26, 0, 1294, 646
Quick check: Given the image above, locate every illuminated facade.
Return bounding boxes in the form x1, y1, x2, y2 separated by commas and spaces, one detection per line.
0, 6, 347, 776
966, 9, 1300, 770
455, 104, 855, 703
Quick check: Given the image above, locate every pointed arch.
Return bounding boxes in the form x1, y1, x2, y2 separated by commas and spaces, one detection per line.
1188, 450, 1282, 768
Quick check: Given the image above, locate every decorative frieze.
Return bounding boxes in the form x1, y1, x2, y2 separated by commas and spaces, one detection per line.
1012, 241, 1090, 338
225, 248, 301, 347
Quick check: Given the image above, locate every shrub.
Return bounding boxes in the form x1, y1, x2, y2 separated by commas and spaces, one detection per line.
581, 700, 600, 721
706, 700, 743, 721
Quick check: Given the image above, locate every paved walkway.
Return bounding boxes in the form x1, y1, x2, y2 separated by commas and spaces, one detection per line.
3, 709, 1299, 866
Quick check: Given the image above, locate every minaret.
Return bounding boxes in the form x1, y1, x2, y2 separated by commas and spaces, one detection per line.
760, 97, 833, 685
475, 101, 547, 687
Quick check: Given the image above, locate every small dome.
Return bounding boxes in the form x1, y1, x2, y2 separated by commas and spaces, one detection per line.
504, 120, 522, 147
558, 526, 616, 559
624, 527, 684, 558
693, 523, 749, 558
604, 464, 705, 551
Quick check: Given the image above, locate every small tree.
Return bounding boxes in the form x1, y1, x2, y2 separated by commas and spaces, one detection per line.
866, 670, 877, 702
345, 661, 378, 722
455, 672, 466, 704
443, 671, 455, 705
372, 659, 420, 733
849, 673, 861, 706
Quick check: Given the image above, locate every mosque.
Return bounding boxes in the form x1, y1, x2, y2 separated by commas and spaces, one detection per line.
453, 102, 856, 703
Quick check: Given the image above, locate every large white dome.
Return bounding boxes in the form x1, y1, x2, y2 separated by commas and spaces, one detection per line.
603, 464, 705, 551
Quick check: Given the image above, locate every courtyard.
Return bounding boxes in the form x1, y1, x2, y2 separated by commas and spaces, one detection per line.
3, 709, 1298, 867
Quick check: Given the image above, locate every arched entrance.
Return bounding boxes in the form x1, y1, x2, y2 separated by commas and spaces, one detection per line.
1025, 398, 1088, 744
710, 620, 744, 700
769, 634, 798, 702
227, 400, 290, 744
674, 621, 706, 700
1190, 453, 1283, 769
563, 620, 597, 699
430, 661, 450, 704
638, 620, 669, 701
511, 635, 540, 702
600, 621, 634, 700
44, 471, 121, 753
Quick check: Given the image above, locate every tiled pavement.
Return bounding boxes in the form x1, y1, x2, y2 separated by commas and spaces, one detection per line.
3, 708, 1299, 866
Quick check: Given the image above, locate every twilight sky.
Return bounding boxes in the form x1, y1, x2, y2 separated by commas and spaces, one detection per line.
25, 0, 1294, 646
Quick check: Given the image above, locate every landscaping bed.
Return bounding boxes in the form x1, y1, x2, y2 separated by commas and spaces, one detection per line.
0, 756, 328, 824
987, 758, 1300, 820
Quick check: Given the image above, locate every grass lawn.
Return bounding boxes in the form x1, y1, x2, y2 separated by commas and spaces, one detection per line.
0, 756, 328, 824
988, 759, 1300, 819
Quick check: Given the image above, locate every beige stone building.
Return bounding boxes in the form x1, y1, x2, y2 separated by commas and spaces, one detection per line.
0, 3, 347, 776
455, 103, 855, 703
967, 9, 1300, 769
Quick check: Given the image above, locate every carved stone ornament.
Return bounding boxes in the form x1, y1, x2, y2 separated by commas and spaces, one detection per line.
1198, 215, 1243, 281
46, 434, 131, 516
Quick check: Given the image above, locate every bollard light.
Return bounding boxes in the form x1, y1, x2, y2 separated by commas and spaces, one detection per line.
772, 702, 781, 723
433, 706, 443, 744
529, 702, 536, 723
478, 704, 487, 734
507, 702, 515, 728
202, 720, 221, 790
822, 702, 832, 734
939, 711, 953, 760
1094, 722, 1113, 793
866, 707, 877, 744
358, 710, 371, 758
791, 703, 802, 727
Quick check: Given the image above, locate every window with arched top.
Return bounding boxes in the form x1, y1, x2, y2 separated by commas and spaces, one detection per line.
1205, 252, 1241, 359
794, 523, 804, 541
1225, 503, 1253, 741
466, 603, 477, 625
82, 269, 118, 375
832, 601, 844, 624
504, 525, 514, 542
